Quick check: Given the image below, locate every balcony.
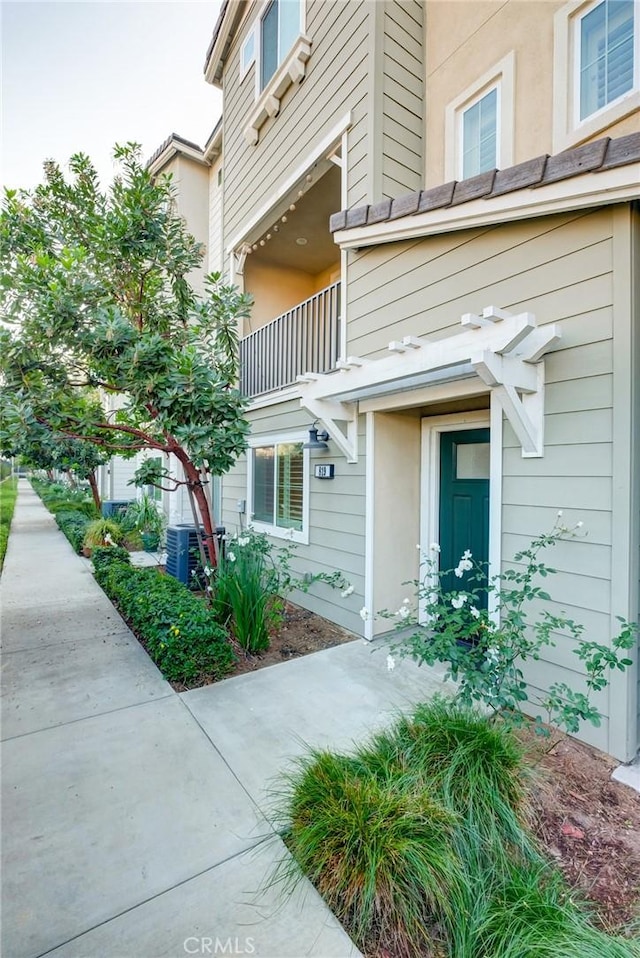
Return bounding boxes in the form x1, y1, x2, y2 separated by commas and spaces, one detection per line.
240, 281, 341, 398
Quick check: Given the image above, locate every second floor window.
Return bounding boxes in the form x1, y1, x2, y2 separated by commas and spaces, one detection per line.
579, 0, 635, 120
260, 0, 301, 91
461, 86, 498, 179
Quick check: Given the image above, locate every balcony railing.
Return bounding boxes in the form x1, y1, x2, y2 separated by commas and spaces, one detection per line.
240, 281, 341, 398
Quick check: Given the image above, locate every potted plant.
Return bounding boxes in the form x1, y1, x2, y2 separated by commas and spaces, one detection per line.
122, 494, 165, 552
82, 518, 125, 556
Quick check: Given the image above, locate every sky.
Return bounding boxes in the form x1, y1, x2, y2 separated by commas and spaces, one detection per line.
1, 0, 223, 190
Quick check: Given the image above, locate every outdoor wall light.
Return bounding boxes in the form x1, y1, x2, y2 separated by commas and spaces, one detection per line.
303, 422, 330, 450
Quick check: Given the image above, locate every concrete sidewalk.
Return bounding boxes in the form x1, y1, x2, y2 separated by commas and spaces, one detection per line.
1, 483, 443, 958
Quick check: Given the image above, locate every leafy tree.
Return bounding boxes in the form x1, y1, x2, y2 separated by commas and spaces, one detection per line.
0, 413, 110, 509
0, 144, 251, 567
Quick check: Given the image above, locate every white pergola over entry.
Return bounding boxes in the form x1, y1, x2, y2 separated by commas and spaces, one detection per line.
298, 306, 560, 462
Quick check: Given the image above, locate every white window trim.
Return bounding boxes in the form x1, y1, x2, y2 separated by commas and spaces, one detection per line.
244, 34, 312, 145
240, 26, 256, 82
553, 0, 640, 152
246, 431, 310, 544
444, 52, 515, 181
254, 0, 306, 99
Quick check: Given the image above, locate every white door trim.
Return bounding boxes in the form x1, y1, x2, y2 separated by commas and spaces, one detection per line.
420, 406, 502, 623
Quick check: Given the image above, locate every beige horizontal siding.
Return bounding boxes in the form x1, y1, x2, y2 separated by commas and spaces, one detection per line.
222, 0, 371, 245
347, 213, 613, 355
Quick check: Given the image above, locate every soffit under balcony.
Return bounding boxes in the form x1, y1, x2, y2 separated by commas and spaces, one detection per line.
246, 165, 341, 275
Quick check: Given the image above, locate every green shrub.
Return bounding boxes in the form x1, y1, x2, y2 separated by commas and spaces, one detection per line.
94, 561, 235, 684
276, 749, 465, 957
55, 510, 92, 553
91, 545, 131, 573
82, 518, 124, 551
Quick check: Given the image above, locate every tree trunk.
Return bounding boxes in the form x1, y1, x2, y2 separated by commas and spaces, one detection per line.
172, 448, 218, 569
88, 470, 101, 512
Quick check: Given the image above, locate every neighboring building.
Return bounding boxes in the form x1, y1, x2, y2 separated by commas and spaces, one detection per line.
143, 128, 225, 526
156, 0, 638, 761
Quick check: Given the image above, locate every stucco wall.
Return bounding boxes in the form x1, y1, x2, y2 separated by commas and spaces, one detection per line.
424, 0, 639, 186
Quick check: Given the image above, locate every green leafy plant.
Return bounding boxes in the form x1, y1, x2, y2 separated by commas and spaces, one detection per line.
121, 494, 165, 550
1, 144, 252, 570
390, 519, 636, 738
82, 518, 124, 553
53, 509, 92, 553
91, 544, 131, 573
94, 559, 235, 684
206, 529, 350, 654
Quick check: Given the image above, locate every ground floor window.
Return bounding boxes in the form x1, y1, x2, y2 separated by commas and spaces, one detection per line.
249, 436, 308, 541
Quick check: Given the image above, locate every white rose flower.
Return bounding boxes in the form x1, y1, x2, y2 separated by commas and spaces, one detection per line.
359, 607, 370, 622
227, 551, 236, 562
451, 595, 468, 610
430, 543, 441, 553
341, 585, 354, 598
470, 605, 480, 619
396, 605, 410, 620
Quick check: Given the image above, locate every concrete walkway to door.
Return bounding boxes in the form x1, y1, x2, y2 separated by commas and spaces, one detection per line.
1, 482, 445, 958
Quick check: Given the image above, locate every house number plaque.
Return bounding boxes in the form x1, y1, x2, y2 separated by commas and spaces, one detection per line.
314, 464, 335, 479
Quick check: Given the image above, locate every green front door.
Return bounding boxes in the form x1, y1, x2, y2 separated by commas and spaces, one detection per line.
439, 429, 490, 604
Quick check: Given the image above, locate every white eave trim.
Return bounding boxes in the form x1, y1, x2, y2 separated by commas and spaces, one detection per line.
334, 165, 640, 249
147, 141, 209, 177
243, 36, 312, 145
226, 110, 352, 255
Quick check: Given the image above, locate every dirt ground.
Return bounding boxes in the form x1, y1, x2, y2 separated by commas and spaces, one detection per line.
526, 731, 640, 932
228, 600, 357, 674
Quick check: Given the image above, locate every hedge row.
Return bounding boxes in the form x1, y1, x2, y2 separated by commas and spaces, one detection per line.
92, 548, 235, 684
55, 510, 92, 554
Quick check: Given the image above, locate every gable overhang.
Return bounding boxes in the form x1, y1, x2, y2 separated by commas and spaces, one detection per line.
298, 307, 560, 464
333, 164, 639, 251
147, 136, 209, 178
204, 0, 247, 88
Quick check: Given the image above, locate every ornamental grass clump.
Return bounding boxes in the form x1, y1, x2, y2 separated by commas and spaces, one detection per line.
275, 749, 465, 957
82, 518, 124, 553
211, 532, 281, 653
209, 528, 351, 654
383, 699, 536, 865
471, 862, 640, 958
274, 698, 640, 957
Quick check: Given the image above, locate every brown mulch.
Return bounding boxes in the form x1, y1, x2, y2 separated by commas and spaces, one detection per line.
169, 600, 357, 692
525, 730, 640, 932
228, 600, 357, 675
